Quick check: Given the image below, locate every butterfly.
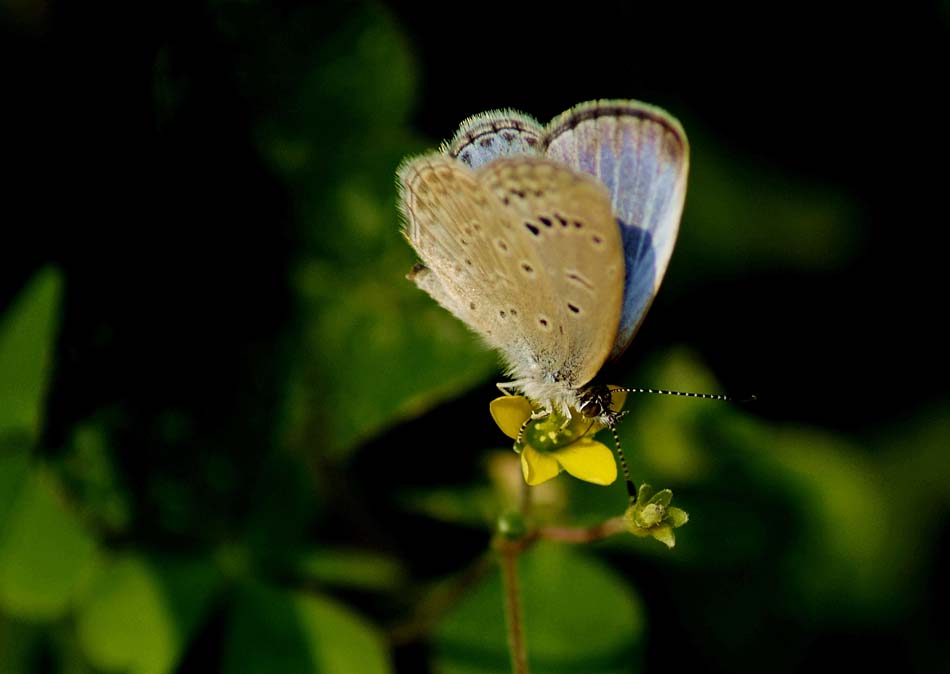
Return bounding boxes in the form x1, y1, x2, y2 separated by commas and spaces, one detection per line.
397, 99, 689, 427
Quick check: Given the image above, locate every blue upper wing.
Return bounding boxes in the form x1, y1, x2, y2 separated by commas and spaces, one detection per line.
543, 100, 689, 360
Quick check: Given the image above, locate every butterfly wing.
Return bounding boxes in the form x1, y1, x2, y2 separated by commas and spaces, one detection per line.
398, 154, 624, 393
543, 100, 689, 360
443, 110, 544, 169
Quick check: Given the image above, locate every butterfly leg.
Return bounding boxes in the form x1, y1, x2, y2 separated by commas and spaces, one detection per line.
530, 403, 553, 420
496, 381, 518, 396
556, 400, 577, 429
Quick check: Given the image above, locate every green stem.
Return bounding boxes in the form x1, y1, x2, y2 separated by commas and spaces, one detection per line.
499, 539, 529, 674
537, 516, 627, 543
497, 477, 532, 674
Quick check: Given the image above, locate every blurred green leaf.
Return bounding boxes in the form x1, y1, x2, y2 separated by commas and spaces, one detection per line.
870, 404, 950, 617
293, 547, 405, 592
255, 4, 417, 184
0, 445, 31, 527
254, 4, 419, 262
243, 450, 323, 558
0, 465, 99, 620
878, 403, 950, 506
0, 266, 63, 442
224, 582, 393, 674
401, 452, 572, 530
399, 484, 501, 529
75, 554, 220, 674
433, 544, 645, 674
0, 612, 45, 674
56, 419, 132, 533
285, 223, 497, 461
764, 427, 889, 616
622, 348, 723, 484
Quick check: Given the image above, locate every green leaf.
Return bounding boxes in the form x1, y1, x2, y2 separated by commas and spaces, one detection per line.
0, 612, 45, 673
293, 547, 405, 592
618, 348, 721, 485
0, 445, 31, 527
287, 258, 497, 459
57, 419, 132, 533
433, 544, 645, 674
766, 427, 892, 616
0, 465, 99, 620
225, 582, 393, 674
398, 485, 501, 529
75, 554, 220, 674
0, 266, 63, 441
255, 4, 417, 189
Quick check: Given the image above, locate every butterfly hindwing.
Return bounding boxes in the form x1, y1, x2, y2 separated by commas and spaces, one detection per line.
444, 110, 545, 169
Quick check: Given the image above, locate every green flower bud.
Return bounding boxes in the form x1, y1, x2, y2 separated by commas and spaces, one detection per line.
623, 484, 689, 549
497, 511, 527, 539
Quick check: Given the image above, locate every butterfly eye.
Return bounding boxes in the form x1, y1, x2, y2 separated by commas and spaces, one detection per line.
578, 385, 616, 419
579, 399, 603, 418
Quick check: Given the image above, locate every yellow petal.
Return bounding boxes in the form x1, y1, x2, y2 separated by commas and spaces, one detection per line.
490, 396, 533, 439
553, 438, 617, 485
521, 445, 561, 485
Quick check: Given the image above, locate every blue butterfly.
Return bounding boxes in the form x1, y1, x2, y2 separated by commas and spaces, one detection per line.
399, 100, 689, 423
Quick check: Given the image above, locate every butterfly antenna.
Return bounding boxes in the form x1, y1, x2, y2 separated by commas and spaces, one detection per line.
614, 387, 755, 404
608, 423, 638, 505
515, 416, 531, 448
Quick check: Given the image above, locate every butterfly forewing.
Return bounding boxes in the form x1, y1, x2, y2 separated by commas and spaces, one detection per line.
399, 154, 624, 390
544, 100, 689, 360
399, 155, 497, 326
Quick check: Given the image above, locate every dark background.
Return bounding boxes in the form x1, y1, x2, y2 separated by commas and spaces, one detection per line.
2, 1, 948, 673
7, 2, 948, 432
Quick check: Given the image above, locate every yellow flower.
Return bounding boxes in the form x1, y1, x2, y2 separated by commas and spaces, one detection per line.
489, 391, 627, 486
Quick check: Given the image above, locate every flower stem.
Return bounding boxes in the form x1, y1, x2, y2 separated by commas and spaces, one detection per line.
537, 516, 627, 543
498, 538, 529, 674
495, 477, 532, 674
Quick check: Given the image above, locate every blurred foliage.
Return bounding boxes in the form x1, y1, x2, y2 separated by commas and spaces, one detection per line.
2, 1, 948, 674
0, 267, 61, 443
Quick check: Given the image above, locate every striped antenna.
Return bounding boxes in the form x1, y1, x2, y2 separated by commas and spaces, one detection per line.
608, 424, 638, 504
613, 387, 753, 403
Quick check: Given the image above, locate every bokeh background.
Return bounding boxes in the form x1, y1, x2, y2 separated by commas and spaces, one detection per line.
2, 1, 949, 673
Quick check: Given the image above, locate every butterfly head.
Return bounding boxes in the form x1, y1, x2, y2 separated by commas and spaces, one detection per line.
577, 384, 627, 428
